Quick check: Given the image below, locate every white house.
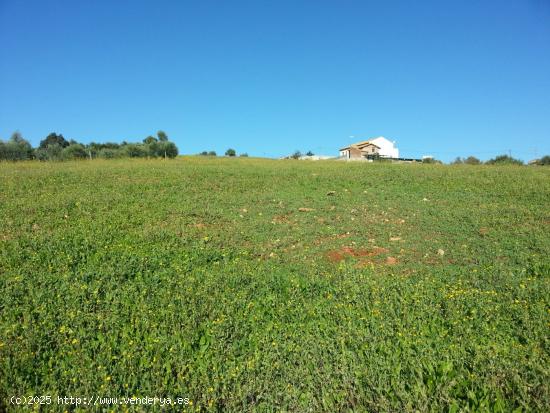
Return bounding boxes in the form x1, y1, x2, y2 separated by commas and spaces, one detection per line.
339, 136, 399, 159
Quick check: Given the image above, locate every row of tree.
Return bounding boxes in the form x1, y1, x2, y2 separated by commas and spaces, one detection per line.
198, 149, 248, 157
451, 154, 549, 165
0, 131, 179, 161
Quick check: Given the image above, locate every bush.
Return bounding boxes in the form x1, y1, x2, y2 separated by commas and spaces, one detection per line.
464, 156, 481, 165
240, 153, 249, 157
35, 143, 63, 161
306, 151, 314, 156
124, 144, 148, 158
291, 151, 302, 160
422, 157, 442, 164
225, 148, 236, 157
208, 151, 217, 156
0, 133, 33, 161
486, 155, 523, 165
61, 144, 88, 160
535, 155, 550, 165
98, 148, 123, 159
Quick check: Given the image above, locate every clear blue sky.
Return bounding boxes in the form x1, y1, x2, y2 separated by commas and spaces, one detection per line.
1, 0, 549, 161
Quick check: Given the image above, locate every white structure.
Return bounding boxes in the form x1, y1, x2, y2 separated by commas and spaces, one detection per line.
368, 137, 399, 158
339, 136, 399, 159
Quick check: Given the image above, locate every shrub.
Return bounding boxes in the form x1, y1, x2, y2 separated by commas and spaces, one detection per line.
422, 157, 442, 164
240, 153, 249, 157
208, 151, 217, 156
61, 144, 88, 160
225, 148, 236, 157
486, 155, 523, 165
124, 144, 148, 158
291, 150, 302, 159
0, 132, 33, 161
306, 151, 314, 156
98, 148, 123, 159
535, 155, 550, 165
35, 143, 63, 161
464, 156, 481, 165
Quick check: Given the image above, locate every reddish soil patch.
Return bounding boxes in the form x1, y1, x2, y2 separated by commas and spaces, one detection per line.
385, 256, 398, 265
326, 250, 346, 262
325, 246, 389, 263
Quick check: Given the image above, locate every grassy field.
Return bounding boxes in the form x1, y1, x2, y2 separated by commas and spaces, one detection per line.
1, 157, 549, 412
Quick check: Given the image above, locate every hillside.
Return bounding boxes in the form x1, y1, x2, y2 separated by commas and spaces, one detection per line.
1, 158, 549, 411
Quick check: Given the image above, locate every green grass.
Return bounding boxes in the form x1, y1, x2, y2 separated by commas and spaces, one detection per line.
1, 157, 549, 412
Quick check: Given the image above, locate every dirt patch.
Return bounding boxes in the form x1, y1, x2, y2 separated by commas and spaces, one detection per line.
385, 256, 398, 265
325, 246, 389, 263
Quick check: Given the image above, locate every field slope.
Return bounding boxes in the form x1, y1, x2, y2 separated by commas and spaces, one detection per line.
1, 158, 549, 412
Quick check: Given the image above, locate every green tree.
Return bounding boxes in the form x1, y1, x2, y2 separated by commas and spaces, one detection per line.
486, 155, 523, 165
239, 153, 249, 157
291, 150, 302, 159
306, 151, 314, 156
0, 132, 33, 160
225, 148, 236, 157
157, 131, 168, 142
157, 141, 178, 158
40, 133, 69, 149
452, 157, 463, 164
208, 151, 217, 156
143, 136, 157, 145
464, 156, 481, 165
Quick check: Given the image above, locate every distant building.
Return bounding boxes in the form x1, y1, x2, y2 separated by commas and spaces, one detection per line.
339, 136, 399, 159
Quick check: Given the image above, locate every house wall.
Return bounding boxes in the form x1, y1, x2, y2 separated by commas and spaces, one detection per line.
360, 145, 379, 156
349, 146, 362, 159
368, 137, 399, 158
